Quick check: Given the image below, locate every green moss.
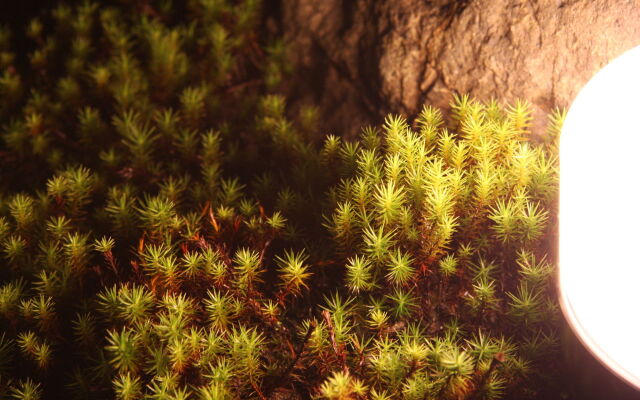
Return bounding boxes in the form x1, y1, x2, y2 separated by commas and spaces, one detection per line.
0, 1, 565, 399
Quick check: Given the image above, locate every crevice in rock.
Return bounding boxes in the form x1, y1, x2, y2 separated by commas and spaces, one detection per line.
282, 0, 640, 138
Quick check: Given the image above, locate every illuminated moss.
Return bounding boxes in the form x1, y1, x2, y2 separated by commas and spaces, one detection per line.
0, 1, 563, 399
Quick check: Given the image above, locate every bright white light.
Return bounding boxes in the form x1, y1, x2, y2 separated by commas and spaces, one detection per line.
560, 45, 640, 390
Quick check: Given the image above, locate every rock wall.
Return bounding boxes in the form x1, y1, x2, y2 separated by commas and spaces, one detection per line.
281, 0, 640, 138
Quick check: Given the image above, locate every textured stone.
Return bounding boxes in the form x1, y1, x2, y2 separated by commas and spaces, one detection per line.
281, 0, 640, 138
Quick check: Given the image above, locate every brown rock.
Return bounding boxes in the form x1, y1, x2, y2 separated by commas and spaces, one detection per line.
281, 0, 640, 138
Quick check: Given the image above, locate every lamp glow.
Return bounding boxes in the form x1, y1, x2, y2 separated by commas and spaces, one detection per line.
560, 45, 640, 390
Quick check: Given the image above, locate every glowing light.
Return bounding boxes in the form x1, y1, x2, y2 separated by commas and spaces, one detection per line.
560, 45, 640, 390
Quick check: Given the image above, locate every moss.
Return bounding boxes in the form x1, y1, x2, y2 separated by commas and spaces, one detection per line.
0, 1, 564, 399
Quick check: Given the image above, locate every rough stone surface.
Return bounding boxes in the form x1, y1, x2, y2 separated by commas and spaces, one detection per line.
281, 0, 640, 138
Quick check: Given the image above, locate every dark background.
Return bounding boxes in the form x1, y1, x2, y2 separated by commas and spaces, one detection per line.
0, 0, 59, 71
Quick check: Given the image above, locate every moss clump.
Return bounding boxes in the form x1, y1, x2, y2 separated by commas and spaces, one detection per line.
0, 1, 565, 399
316, 96, 563, 399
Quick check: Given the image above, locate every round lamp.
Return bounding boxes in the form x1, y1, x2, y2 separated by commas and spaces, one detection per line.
560, 45, 640, 390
